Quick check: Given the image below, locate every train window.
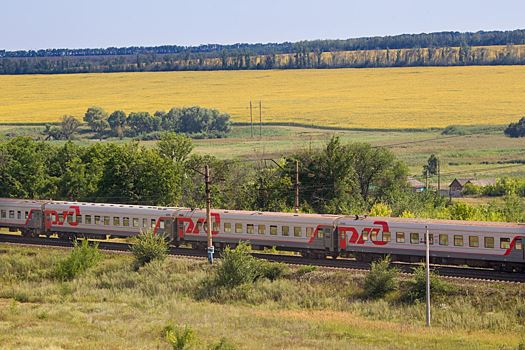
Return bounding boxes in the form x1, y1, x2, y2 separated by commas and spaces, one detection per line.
151, 219, 156, 228
113, 217, 120, 226
67, 214, 73, 223
133, 218, 139, 227
396, 232, 405, 243
213, 221, 219, 231
196, 221, 203, 232
17, 211, 22, 219
142, 218, 148, 228
235, 223, 243, 233
370, 230, 378, 241
94, 216, 101, 225
454, 235, 464, 246
282, 226, 289, 236
258, 225, 266, 235
516, 239, 523, 250
9, 210, 14, 219
123, 217, 130, 226
429, 234, 434, 245
294, 227, 302, 237
484, 237, 494, 248
159, 220, 165, 229
318, 229, 325, 238
382, 232, 391, 242
103, 216, 110, 225
1, 210, 6, 218
224, 223, 232, 233
439, 234, 448, 246
77, 215, 82, 224
410, 233, 419, 244
247, 224, 254, 234
469, 236, 479, 248
500, 238, 510, 249
270, 225, 278, 235
85, 215, 92, 224
25, 211, 29, 219
306, 227, 314, 238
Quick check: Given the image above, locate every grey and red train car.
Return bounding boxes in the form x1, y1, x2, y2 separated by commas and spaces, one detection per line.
1, 198, 524, 271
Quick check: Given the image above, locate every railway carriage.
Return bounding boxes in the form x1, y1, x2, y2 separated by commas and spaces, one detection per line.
337, 216, 525, 270
0, 198, 524, 271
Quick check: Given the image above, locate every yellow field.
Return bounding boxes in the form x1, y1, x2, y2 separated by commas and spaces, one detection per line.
1, 66, 525, 128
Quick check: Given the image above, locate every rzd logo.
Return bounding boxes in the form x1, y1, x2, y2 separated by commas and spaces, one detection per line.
44, 206, 80, 229
176, 213, 221, 238
338, 221, 390, 250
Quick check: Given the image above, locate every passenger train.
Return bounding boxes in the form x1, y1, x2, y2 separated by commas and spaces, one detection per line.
1, 198, 524, 271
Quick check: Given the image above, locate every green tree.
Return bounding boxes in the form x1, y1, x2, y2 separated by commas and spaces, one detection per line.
108, 110, 127, 138
504, 117, 525, 138
157, 132, 194, 163
84, 106, 109, 136
60, 115, 81, 140
422, 154, 439, 176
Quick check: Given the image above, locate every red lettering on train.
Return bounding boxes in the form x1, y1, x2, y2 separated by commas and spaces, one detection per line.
339, 220, 390, 247
44, 205, 80, 229
178, 213, 221, 236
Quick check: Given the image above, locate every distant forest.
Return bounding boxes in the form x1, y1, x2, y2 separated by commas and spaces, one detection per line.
2, 29, 525, 74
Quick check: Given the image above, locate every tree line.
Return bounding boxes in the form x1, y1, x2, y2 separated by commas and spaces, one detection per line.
44, 106, 231, 140
1, 135, 523, 222
2, 30, 525, 74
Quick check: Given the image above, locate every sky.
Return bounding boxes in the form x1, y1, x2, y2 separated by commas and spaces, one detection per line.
1, 0, 524, 51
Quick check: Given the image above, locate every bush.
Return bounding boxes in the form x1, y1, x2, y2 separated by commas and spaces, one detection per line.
363, 256, 398, 299
209, 337, 236, 350
213, 242, 261, 288
404, 265, 455, 302
163, 324, 195, 350
130, 230, 169, 270
54, 239, 101, 281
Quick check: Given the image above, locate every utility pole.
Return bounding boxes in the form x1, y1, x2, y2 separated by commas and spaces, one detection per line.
250, 101, 253, 138
205, 164, 214, 264
437, 159, 441, 195
425, 225, 431, 327
259, 100, 262, 138
425, 169, 429, 191
294, 160, 299, 213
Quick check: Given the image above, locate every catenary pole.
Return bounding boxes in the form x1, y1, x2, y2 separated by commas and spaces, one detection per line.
205, 165, 214, 264
250, 101, 253, 138
294, 160, 299, 213
425, 225, 431, 327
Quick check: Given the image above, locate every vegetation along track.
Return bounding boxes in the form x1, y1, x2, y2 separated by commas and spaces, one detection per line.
1, 233, 523, 283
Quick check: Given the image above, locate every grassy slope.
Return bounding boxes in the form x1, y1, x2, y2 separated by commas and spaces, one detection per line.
0, 244, 524, 349
1, 66, 525, 128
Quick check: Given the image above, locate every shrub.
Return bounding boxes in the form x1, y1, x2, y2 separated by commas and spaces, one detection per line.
363, 256, 398, 299
209, 337, 236, 350
130, 230, 169, 270
163, 324, 195, 350
404, 265, 455, 302
213, 242, 261, 288
258, 260, 289, 281
54, 239, 101, 281
369, 202, 392, 217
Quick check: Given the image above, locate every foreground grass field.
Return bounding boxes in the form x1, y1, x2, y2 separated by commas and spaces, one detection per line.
1, 66, 525, 128
1, 244, 524, 349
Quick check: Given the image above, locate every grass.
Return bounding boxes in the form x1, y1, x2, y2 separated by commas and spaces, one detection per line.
1, 244, 525, 349
1, 66, 525, 128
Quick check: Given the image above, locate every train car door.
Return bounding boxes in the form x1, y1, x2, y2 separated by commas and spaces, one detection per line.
322, 226, 337, 251
162, 218, 175, 243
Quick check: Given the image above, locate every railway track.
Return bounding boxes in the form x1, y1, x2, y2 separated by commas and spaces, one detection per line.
1, 233, 524, 283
